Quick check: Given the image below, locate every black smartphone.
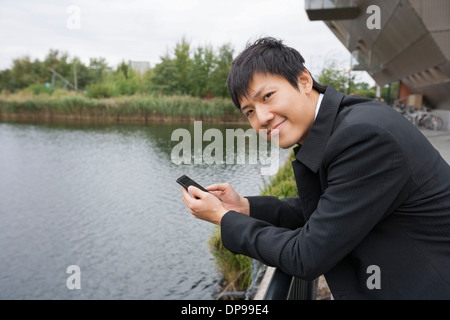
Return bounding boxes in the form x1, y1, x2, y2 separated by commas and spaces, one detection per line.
176, 175, 208, 193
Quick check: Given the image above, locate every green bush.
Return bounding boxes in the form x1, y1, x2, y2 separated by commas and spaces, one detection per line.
115, 74, 139, 96
260, 152, 297, 198
26, 83, 53, 95
86, 82, 119, 98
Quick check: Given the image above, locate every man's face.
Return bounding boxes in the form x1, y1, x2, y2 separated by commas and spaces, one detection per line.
239, 72, 317, 148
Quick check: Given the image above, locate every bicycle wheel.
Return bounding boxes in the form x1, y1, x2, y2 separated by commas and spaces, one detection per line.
426, 115, 444, 131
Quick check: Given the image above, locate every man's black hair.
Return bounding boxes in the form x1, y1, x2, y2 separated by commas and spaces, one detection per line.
227, 37, 327, 109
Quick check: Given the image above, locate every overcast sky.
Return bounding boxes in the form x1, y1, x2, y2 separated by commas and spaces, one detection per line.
0, 0, 373, 83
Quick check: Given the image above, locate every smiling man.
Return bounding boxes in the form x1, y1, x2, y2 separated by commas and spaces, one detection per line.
181, 37, 450, 299
239, 72, 320, 148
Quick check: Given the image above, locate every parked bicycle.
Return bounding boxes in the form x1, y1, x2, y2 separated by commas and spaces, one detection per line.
392, 103, 444, 131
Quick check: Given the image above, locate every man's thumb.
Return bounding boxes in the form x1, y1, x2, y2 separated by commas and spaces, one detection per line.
188, 186, 203, 198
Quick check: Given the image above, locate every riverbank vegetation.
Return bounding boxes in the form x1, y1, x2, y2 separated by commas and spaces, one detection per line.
0, 38, 244, 123
0, 89, 244, 123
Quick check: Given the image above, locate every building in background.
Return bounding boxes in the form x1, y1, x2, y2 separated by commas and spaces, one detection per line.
305, 0, 450, 117
128, 60, 150, 74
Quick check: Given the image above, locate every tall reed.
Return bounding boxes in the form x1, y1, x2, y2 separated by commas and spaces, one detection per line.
0, 92, 244, 123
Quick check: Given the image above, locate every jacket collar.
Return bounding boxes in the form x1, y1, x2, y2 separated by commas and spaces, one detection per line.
294, 86, 344, 173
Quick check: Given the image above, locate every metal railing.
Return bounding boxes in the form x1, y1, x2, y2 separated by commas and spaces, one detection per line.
263, 268, 318, 300
215, 263, 319, 300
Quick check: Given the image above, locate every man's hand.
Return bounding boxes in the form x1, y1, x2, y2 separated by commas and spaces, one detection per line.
205, 183, 250, 216
181, 186, 228, 226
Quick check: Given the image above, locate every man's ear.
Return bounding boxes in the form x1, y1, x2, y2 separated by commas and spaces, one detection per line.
297, 69, 313, 94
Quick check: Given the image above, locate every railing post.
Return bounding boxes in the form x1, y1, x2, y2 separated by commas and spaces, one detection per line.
287, 277, 318, 300
263, 268, 293, 300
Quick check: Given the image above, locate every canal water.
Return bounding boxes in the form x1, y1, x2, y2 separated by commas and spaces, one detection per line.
0, 121, 287, 299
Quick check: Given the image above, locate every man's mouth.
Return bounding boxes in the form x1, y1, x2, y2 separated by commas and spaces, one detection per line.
268, 120, 286, 135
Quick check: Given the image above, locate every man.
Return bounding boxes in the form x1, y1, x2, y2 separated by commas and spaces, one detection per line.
181, 37, 450, 299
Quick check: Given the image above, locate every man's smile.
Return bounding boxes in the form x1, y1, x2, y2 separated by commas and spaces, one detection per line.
268, 119, 286, 135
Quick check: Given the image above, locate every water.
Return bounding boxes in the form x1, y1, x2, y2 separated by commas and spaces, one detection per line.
0, 121, 287, 300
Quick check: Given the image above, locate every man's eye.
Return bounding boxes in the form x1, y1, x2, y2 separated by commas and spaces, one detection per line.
263, 92, 273, 101
245, 110, 253, 117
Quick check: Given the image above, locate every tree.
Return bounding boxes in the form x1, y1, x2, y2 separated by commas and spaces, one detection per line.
317, 60, 379, 99
138, 68, 154, 94
0, 37, 237, 97
150, 53, 179, 95
0, 69, 12, 92
318, 61, 350, 93
88, 57, 110, 84
173, 37, 192, 95
188, 45, 215, 97
9, 56, 35, 90
349, 81, 376, 99
380, 82, 399, 105
209, 43, 234, 98
116, 60, 130, 79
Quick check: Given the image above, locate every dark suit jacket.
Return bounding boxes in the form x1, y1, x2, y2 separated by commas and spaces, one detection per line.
221, 86, 450, 299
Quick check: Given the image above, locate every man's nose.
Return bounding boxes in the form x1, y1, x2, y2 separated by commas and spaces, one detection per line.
255, 105, 274, 128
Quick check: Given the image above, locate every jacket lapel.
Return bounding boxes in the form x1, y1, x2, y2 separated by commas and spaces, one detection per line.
292, 86, 344, 220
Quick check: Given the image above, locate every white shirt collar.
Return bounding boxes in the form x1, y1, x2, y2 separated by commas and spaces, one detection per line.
314, 93, 324, 121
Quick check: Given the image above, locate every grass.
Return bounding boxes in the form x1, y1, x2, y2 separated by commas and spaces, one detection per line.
259, 151, 297, 198
208, 227, 252, 294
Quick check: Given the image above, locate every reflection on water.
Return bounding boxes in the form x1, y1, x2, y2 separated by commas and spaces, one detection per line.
0, 121, 289, 299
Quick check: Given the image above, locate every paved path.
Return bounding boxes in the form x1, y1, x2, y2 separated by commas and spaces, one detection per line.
420, 129, 450, 165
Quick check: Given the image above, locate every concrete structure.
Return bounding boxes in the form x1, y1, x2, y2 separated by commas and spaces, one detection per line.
305, 0, 450, 113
